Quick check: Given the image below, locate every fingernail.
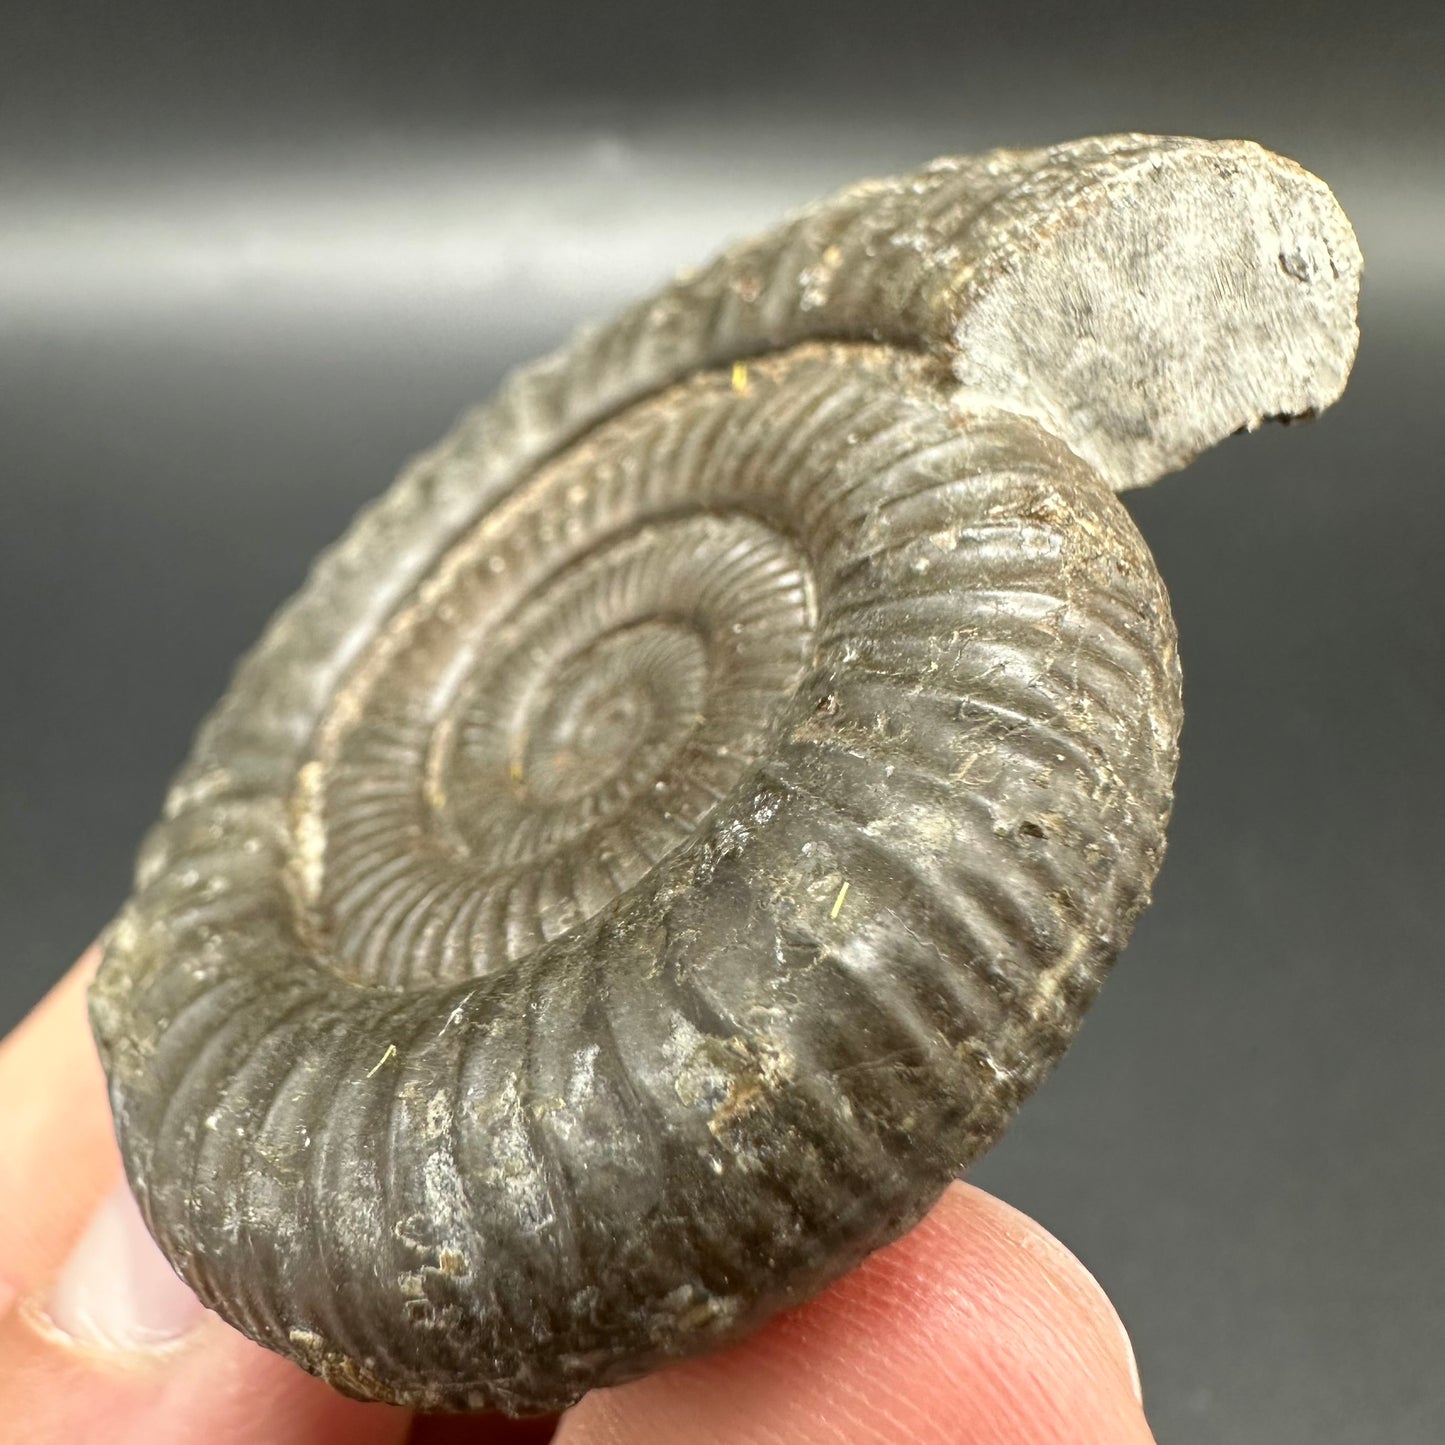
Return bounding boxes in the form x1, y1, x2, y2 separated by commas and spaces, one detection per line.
1118, 1314, 1143, 1405
1070, 1255, 1142, 1405
45, 1179, 207, 1350
1019, 1225, 1143, 1404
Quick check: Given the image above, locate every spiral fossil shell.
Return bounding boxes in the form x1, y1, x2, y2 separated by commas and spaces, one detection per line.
90, 135, 1361, 1414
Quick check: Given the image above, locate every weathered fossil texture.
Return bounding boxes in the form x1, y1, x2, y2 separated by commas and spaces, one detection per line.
90, 135, 1361, 1414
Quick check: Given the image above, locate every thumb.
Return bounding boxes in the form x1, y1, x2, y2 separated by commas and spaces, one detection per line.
555, 1181, 1153, 1445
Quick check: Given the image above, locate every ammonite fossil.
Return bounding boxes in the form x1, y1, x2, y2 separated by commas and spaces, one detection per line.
90, 135, 1361, 1414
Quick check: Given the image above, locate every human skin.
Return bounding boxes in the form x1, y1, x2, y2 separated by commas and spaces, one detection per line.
0, 949, 1153, 1443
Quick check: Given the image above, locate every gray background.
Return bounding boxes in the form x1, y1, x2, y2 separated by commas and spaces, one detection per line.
2, 2, 1441, 1440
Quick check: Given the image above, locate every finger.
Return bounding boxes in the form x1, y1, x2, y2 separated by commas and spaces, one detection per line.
0, 954, 411, 1445
554, 1181, 1153, 1445
0, 946, 116, 1311
0, 1270, 409, 1445
407, 1413, 560, 1443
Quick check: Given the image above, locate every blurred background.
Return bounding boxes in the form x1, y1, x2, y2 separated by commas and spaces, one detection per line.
2, 2, 1441, 1440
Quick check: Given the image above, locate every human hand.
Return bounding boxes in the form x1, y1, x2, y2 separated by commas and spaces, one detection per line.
0, 950, 1155, 1444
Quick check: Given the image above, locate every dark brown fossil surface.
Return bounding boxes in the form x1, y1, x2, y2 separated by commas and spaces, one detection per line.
89, 135, 1361, 1415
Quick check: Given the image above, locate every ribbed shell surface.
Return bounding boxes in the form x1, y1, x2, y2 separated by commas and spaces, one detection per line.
90, 135, 1361, 1413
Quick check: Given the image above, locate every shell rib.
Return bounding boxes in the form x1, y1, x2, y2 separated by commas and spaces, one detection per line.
90, 134, 1361, 1414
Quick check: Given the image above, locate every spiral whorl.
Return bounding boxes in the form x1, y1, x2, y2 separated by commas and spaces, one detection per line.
90, 136, 1361, 1413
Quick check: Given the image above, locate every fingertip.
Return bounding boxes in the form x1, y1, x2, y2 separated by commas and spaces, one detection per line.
43, 1178, 208, 1352
0, 946, 119, 1309
557, 1182, 1153, 1445
934, 1183, 1144, 1407
0, 1301, 411, 1445
407, 1411, 560, 1443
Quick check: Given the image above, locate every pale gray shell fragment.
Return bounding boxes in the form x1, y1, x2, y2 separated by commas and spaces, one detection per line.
90, 134, 1361, 1415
